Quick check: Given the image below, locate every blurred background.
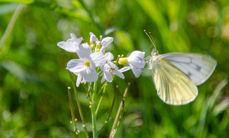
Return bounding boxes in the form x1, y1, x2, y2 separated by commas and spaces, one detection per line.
0, 0, 229, 137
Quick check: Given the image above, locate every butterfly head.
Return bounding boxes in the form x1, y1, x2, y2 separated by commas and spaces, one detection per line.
151, 48, 158, 57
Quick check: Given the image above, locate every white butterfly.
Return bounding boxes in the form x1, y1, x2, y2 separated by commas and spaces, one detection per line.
145, 32, 217, 105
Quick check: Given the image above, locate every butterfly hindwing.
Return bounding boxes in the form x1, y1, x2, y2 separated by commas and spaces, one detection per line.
152, 57, 198, 105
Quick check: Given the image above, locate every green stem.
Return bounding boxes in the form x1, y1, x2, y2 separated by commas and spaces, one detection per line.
67, 87, 79, 135
90, 82, 98, 138
91, 101, 97, 138
109, 84, 129, 138
95, 82, 108, 116
97, 85, 118, 136
68, 71, 89, 138
95, 95, 103, 117
0, 4, 25, 49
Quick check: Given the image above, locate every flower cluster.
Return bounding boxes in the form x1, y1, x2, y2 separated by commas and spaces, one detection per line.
58, 32, 145, 87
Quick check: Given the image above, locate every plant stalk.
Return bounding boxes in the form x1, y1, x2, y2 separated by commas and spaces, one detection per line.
90, 82, 98, 138
68, 71, 89, 138
109, 84, 129, 138
67, 87, 79, 134
95, 82, 108, 116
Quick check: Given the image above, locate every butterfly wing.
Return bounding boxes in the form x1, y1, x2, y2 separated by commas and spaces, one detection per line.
160, 53, 217, 85
152, 57, 198, 105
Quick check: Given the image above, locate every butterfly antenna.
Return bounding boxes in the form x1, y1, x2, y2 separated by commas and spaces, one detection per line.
144, 30, 157, 51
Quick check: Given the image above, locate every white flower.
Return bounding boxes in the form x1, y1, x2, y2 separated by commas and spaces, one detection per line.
119, 51, 145, 78
57, 33, 83, 52
76, 43, 106, 67
67, 58, 97, 87
89, 32, 113, 53
101, 52, 124, 83
67, 43, 106, 87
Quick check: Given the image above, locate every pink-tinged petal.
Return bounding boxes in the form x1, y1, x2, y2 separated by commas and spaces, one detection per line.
90, 52, 106, 67
100, 47, 106, 53
67, 59, 86, 73
119, 66, 131, 72
76, 43, 92, 59
90, 32, 98, 43
113, 70, 124, 79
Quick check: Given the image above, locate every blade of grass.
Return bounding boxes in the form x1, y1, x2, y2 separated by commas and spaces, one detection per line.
0, 4, 24, 49
197, 79, 228, 136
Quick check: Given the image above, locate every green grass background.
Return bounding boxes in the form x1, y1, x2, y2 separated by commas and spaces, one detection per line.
0, 0, 229, 137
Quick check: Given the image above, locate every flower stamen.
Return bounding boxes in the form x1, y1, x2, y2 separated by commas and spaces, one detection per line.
118, 58, 128, 65
84, 60, 91, 67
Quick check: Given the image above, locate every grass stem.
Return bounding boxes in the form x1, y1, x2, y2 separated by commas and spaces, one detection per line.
0, 4, 24, 49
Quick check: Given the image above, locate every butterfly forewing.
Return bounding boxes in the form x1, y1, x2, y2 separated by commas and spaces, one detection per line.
152, 57, 198, 105
160, 53, 217, 85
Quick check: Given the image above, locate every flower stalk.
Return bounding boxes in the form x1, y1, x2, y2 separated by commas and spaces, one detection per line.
90, 82, 98, 138
68, 71, 89, 138
95, 82, 108, 116
67, 87, 79, 134
109, 83, 130, 138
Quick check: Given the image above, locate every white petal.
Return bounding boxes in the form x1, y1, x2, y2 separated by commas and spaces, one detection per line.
100, 37, 113, 52
101, 37, 113, 47
90, 32, 98, 43
128, 51, 145, 68
119, 66, 131, 72
76, 73, 83, 87
57, 33, 83, 52
102, 64, 111, 71
104, 52, 114, 61
131, 67, 142, 78
90, 52, 106, 67
104, 71, 113, 82
83, 68, 98, 82
76, 43, 92, 59
113, 70, 124, 79
67, 59, 86, 73
100, 46, 106, 53
109, 62, 118, 70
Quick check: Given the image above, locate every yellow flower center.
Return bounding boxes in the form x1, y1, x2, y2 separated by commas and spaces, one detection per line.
118, 58, 128, 65
84, 60, 91, 67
